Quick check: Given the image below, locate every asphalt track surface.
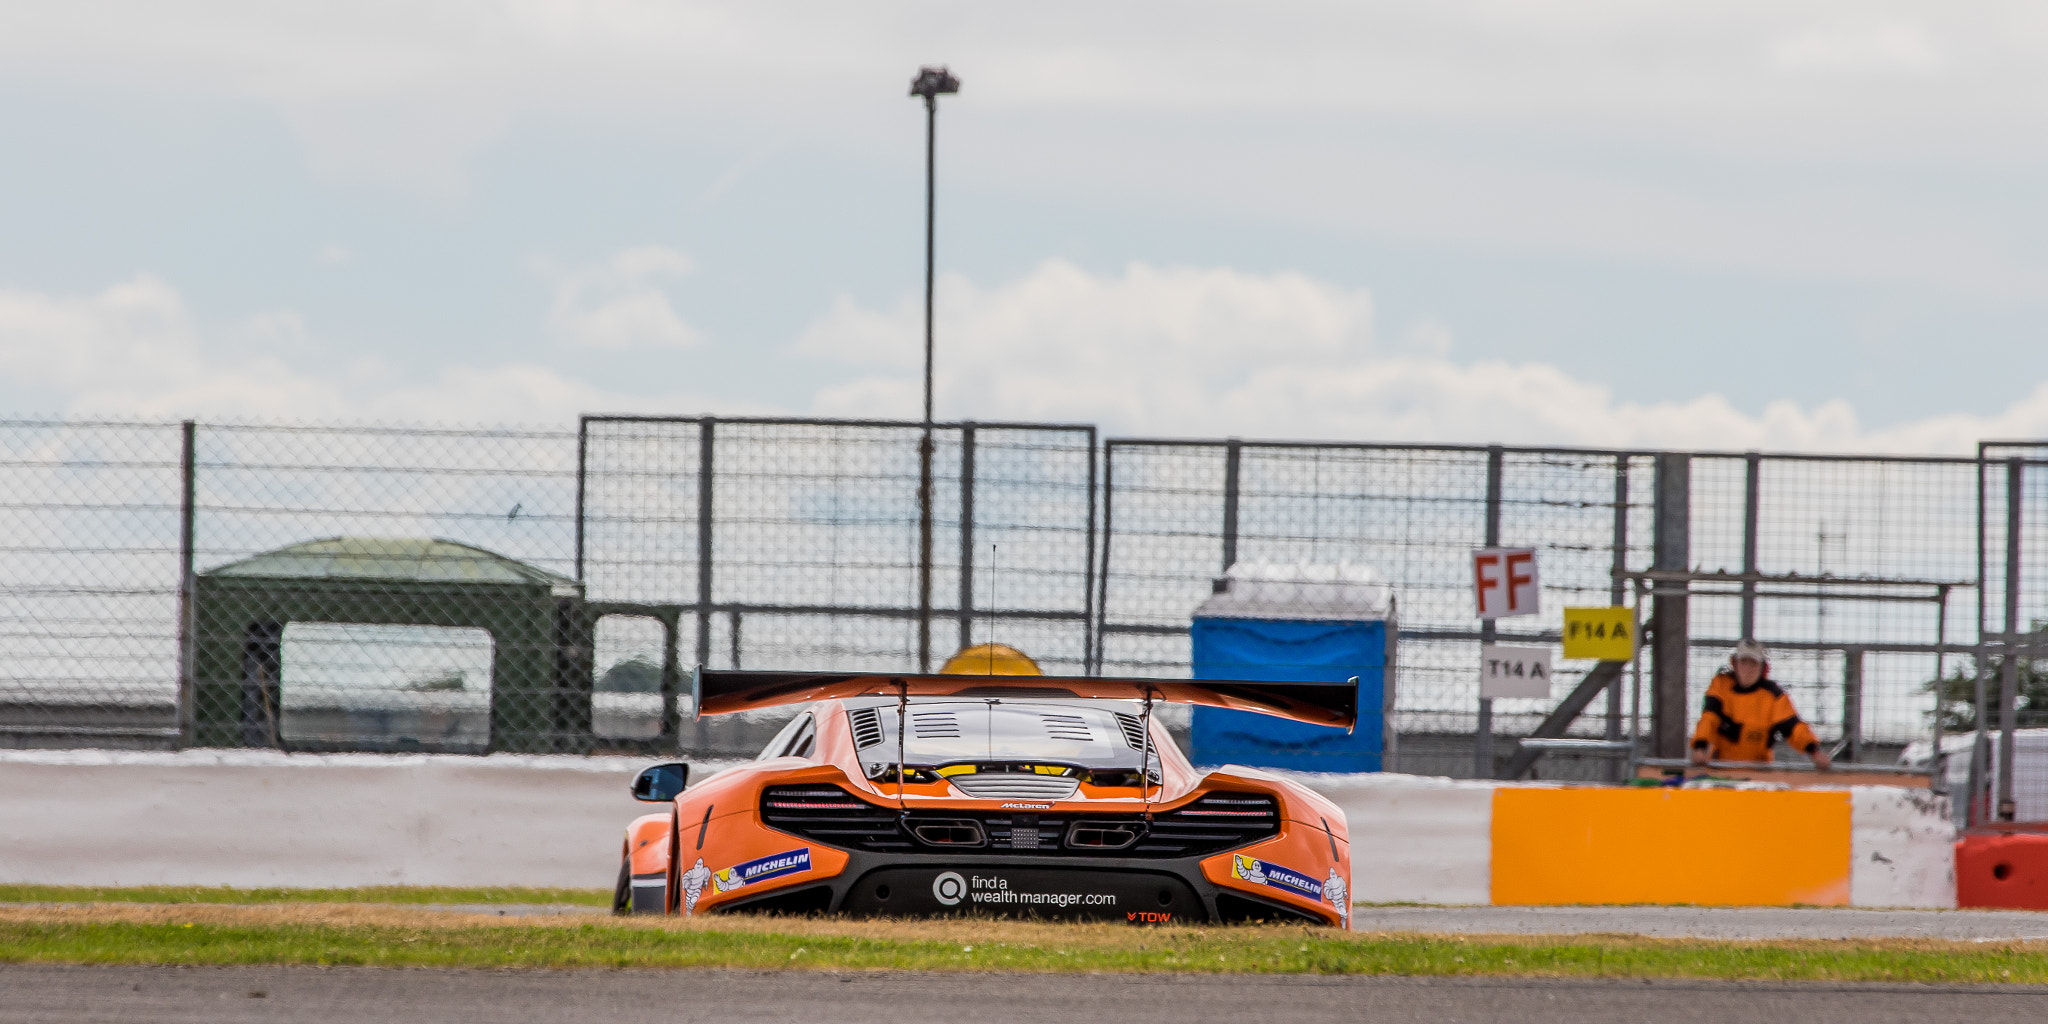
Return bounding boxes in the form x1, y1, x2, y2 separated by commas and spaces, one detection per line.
5, 965, 2046, 1024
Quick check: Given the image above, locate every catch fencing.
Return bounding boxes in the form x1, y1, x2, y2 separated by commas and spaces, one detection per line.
1094, 442, 1981, 782
574, 416, 1097, 751
0, 417, 1095, 755
0, 416, 2039, 823
1971, 444, 2048, 824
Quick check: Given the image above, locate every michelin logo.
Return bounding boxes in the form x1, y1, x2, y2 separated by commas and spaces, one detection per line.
1324, 867, 1349, 929
713, 848, 812, 894
680, 858, 712, 915
1231, 854, 1324, 901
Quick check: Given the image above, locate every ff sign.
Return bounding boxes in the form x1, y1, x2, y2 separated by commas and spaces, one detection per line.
1480, 644, 1553, 699
1472, 548, 1539, 619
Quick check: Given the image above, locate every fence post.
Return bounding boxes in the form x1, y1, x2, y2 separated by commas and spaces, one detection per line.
1999, 457, 2022, 820
1931, 585, 1950, 793
730, 610, 743, 671
1083, 427, 1099, 676
1607, 454, 1629, 779
659, 612, 681, 742
1476, 445, 1503, 778
1970, 449, 1989, 825
176, 420, 197, 749
1092, 443, 1116, 675
1221, 440, 1241, 573
1651, 453, 1692, 760
696, 418, 715, 672
1741, 451, 1760, 640
1968, 647, 1991, 827
1842, 647, 1863, 763
574, 417, 588, 581
957, 423, 976, 653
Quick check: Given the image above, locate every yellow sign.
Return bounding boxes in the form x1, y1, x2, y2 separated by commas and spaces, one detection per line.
1562, 606, 1636, 661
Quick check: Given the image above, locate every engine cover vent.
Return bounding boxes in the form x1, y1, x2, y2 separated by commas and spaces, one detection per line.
910, 710, 961, 740
1113, 713, 1146, 749
847, 708, 885, 750
1040, 713, 1093, 743
947, 773, 1081, 801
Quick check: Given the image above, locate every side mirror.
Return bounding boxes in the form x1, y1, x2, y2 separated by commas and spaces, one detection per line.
631, 762, 690, 802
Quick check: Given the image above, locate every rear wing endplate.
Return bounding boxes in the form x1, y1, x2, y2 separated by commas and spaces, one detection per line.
689, 668, 1357, 731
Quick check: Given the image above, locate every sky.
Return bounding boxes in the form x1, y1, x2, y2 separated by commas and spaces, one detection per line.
2, 2, 2048, 452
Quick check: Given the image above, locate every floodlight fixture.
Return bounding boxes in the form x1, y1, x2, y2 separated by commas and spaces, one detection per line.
910, 65, 960, 108
909, 63, 959, 675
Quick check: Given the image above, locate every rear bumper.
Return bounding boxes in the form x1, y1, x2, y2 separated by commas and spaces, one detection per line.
716, 848, 1330, 925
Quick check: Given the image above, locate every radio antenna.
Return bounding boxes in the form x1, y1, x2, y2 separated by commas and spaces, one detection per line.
1139, 686, 1157, 821
894, 677, 909, 813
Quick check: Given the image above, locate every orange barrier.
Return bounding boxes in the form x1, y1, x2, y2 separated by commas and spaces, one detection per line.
1492, 787, 1852, 906
1955, 832, 2048, 910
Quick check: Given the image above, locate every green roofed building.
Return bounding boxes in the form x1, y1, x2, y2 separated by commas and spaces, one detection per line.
190, 537, 595, 754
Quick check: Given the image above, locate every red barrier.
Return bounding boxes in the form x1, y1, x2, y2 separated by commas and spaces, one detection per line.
1955, 832, 2048, 910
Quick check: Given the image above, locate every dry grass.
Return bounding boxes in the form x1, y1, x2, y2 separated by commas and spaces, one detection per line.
2, 902, 2047, 982
0, 902, 1307, 947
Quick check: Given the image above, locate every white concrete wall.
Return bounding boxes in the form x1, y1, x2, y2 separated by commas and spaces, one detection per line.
0, 752, 1956, 908
1286, 771, 1494, 905
1293, 774, 1957, 909
0, 750, 660, 888
1849, 787, 1958, 909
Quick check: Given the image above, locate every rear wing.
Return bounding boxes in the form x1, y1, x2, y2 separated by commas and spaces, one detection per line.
689, 668, 1357, 731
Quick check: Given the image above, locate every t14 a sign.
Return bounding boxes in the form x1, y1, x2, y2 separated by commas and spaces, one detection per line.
1479, 644, 1553, 699
1472, 548, 1539, 619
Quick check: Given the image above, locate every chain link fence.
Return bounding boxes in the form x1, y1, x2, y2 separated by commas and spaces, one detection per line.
1969, 445, 2048, 824
1095, 442, 1979, 780
0, 416, 2032, 809
1, 417, 1098, 755
0, 420, 187, 747
576, 416, 1097, 752
189, 422, 578, 753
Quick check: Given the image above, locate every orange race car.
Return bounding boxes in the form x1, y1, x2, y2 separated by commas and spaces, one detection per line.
612, 652, 1354, 927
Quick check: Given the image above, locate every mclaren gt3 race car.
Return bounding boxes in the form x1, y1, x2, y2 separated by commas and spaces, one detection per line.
614, 666, 1353, 927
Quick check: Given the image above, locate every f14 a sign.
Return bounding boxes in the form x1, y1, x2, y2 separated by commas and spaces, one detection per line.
1562, 606, 1637, 661
1479, 644, 1553, 699
1472, 548, 1538, 619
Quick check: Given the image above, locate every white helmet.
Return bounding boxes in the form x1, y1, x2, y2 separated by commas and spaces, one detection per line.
1732, 638, 1769, 664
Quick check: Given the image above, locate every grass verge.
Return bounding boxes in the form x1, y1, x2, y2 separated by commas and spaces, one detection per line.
0, 885, 609, 907
0, 904, 2043, 983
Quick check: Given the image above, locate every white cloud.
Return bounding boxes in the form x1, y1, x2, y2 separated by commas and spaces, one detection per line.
545, 246, 704, 352
799, 260, 1372, 430
0, 276, 344, 419
0, 275, 754, 424
4, 4, 2048, 296
801, 259, 2048, 454
1770, 23, 1944, 77
9, 264, 2045, 455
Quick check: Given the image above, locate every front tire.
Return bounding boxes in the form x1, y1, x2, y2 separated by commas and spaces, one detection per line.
664, 809, 682, 915
612, 855, 632, 915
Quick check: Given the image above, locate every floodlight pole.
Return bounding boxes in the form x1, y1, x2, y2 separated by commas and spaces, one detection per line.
911, 65, 958, 673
